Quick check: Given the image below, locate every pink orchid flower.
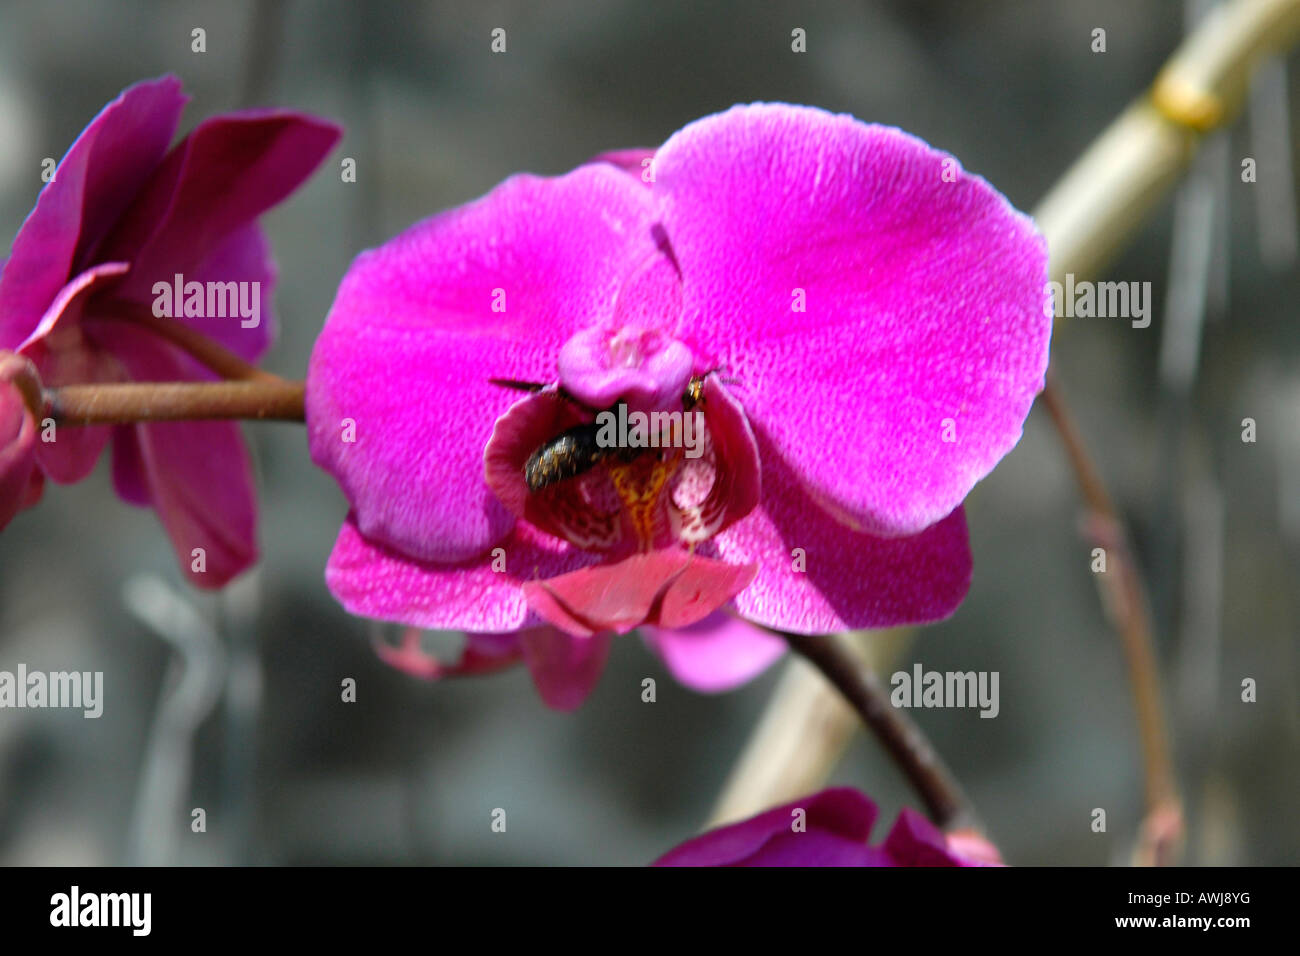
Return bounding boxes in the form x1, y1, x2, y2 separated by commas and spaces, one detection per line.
308, 103, 1049, 707
0, 75, 340, 586
653, 787, 1004, 867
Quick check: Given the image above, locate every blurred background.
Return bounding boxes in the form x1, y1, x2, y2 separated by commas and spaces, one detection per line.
0, 0, 1296, 866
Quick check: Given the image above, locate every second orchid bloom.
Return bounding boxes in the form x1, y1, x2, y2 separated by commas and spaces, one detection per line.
0, 76, 339, 584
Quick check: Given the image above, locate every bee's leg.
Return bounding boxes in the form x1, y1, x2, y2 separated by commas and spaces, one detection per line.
489, 378, 549, 393
489, 378, 603, 413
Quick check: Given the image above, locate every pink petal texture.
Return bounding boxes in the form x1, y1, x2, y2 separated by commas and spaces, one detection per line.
519, 626, 614, 711
0, 76, 186, 350
306, 163, 670, 564
653, 103, 1051, 538
521, 548, 756, 637
653, 787, 998, 867
714, 431, 971, 634
641, 611, 787, 692
325, 515, 598, 633
652, 552, 758, 629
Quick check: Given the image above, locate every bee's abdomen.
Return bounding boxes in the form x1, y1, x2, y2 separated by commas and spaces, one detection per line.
524, 427, 603, 492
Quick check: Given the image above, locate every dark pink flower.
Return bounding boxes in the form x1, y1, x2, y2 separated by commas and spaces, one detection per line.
0, 75, 340, 586
653, 787, 1003, 867
0, 352, 43, 530
308, 103, 1049, 704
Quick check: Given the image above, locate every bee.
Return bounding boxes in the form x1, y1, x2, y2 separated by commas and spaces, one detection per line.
492, 371, 717, 493
518, 415, 627, 492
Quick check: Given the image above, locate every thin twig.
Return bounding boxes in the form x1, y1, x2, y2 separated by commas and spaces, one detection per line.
1039, 371, 1183, 866
47, 380, 305, 425
777, 630, 977, 833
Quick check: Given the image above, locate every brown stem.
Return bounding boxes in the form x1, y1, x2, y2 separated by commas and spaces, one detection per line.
91, 300, 284, 384
1039, 369, 1182, 866
0, 352, 44, 418
46, 380, 305, 425
776, 629, 977, 833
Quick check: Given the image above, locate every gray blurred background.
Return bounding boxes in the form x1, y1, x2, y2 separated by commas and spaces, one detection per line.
0, 0, 1296, 866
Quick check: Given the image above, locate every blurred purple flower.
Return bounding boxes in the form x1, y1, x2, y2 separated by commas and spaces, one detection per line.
0, 75, 340, 585
653, 787, 1003, 867
308, 103, 1049, 706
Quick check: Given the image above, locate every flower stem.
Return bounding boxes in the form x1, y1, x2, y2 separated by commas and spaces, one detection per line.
777, 629, 977, 833
1039, 371, 1182, 866
1, 352, 44, 418
46, 380, 305, 425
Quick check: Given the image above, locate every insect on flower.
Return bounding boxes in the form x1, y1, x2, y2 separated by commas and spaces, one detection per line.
492, 371, 718, 493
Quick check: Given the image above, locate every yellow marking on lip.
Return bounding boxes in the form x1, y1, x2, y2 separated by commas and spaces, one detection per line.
607, 451, 683, 551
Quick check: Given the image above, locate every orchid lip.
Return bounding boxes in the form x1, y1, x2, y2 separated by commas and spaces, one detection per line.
485, 372, 761, 562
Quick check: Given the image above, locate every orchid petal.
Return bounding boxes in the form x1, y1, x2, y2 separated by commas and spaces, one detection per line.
307, 163, 667, 563
655, 103, 1050, 537
641, 611, 786, 692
